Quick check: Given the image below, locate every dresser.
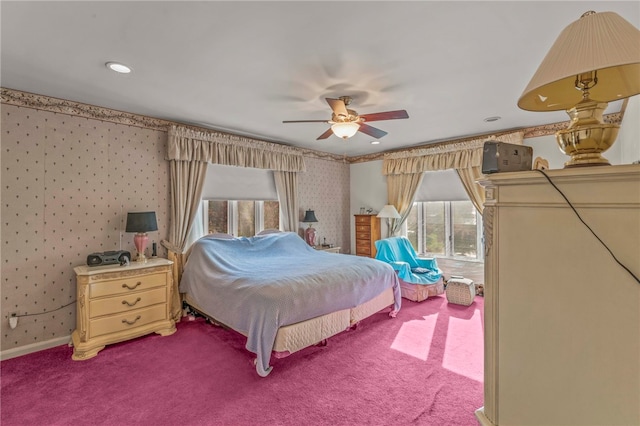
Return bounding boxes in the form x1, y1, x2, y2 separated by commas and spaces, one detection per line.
354, 214, 381, 257
476, 165, 640, 426
71, 258, 176, 360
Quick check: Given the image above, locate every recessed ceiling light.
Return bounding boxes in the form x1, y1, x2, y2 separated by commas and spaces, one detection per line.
371, 141, 380, 145
484, 116, 501, 122
105, 62, 132, 74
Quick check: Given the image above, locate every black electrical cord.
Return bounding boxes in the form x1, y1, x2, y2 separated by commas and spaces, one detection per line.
534, 169, 640, 284
12, 300, 77, 318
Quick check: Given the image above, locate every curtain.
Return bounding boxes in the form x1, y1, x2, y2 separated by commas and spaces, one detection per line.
382, 131, 524, 174
163, 126, 307, 320
273, 171, 299, 232
387, 172, 425, 236
168, 125, 306, 172
161, 160, 208, 322
383, 131, 524, 217
456, 166, 485, 213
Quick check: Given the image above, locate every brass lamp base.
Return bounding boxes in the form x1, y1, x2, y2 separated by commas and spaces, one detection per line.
556, 98, 618, 168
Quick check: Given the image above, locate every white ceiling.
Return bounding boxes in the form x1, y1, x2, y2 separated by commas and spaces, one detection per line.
2, 1, 638, 157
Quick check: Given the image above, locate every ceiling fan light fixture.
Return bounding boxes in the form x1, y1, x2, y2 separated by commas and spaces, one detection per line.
331, 122, 359, 139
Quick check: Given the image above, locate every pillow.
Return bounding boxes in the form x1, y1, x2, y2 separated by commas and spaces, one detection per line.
203, 233, 235, 240
256, 229, 281, 236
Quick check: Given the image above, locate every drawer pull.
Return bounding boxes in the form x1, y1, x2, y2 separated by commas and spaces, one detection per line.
122, 315, 141, 326
122, 281, 142, 290
122, 297, 142, 307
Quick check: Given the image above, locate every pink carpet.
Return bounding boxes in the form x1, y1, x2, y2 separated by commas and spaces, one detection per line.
1, 294, 484, 425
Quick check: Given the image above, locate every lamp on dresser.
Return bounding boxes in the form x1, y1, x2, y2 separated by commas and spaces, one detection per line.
377, 204, 401, 238
517, 10, 640, 168
301, 209, 318, 246
125, 211, 158, 263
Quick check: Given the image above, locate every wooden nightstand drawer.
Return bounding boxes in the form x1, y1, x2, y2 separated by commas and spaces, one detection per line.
89, 287, 167, 318
89, 305, 167, 338
90, 272, 166, 298
72, 258, 176, 360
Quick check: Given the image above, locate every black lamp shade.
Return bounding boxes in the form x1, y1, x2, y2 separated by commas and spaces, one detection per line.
302, 210, 318, 223
126, 211, 158, 233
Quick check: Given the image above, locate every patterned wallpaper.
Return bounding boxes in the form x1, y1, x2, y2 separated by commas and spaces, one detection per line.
1, 99, 351, 353
1, 104, 169, 351
297, 156, 350, 252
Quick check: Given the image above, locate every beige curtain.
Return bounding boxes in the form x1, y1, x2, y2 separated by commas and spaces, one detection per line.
162, 160, 208, 322
168, 125, 306, 172
456, 166, 485, 213
163, 126, 307, 320
273, 171, 299, 232
387, 172, 425, 236
383, 131, 524, 216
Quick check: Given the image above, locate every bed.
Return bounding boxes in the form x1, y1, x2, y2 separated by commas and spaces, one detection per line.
179, 231, 401, 377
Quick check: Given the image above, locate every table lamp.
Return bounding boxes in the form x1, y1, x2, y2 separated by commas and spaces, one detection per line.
301, 209, 318, 246
126, 211, 158, 262
377, 204, 401, 238
518, 10, 640, 168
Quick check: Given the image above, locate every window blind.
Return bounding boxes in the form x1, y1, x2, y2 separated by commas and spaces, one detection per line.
201, 164, 278, 200
414, 169, 469, 202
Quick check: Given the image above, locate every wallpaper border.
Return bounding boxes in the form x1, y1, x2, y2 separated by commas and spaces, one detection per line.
2, 87, 624, 165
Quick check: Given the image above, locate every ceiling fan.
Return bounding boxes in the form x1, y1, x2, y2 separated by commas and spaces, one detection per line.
283, 96, 409, 140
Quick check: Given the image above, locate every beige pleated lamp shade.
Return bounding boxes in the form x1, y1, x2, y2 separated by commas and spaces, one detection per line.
518, 11, 640, 112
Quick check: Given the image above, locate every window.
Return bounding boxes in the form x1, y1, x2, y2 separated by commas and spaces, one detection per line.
203, 200, 279, 237
406, 201, 483, 260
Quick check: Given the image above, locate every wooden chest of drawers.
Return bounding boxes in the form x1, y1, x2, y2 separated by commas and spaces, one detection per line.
354, 214, 381, 258
71, 258, 176, 360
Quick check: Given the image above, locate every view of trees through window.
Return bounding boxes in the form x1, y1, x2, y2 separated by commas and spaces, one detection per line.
207, 200, 279, 237
406, 200, 481, 260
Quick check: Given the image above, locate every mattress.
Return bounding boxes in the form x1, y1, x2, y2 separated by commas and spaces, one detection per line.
184, 286, 395, 357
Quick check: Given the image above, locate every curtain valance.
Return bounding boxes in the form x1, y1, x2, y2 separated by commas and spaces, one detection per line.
382, 131, 524, 175
167, 125, 306, 172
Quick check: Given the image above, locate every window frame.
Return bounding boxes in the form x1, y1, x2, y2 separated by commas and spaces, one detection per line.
410, 200, 483, 261
201, 199, 279, 237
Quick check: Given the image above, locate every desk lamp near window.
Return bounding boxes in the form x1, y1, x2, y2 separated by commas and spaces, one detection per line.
126, 211, 158, 262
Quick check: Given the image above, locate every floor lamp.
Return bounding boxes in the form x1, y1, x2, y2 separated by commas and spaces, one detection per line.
377, 205, 401, 238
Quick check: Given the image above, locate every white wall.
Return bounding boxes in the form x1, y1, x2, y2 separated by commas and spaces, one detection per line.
349, 160, 387, 254
618, 96, 640, 164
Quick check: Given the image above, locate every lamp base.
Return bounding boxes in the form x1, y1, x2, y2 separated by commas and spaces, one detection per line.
133, 232, 149, 263
304, 226, 316, 247
556, 99, 618, 168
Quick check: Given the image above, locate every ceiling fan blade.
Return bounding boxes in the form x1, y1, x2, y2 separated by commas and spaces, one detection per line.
358, 123, 388, 139
283, 120, 329, 123
359, 110, 409, 122
325, 98, 349, 118
316, 128, 335, 140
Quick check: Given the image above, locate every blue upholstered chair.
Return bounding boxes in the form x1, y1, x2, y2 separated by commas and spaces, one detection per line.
375, 236, 444, 301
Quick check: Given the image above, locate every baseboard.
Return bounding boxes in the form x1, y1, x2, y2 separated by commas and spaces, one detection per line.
1, 335, 71, 361
475, 407, 497, 426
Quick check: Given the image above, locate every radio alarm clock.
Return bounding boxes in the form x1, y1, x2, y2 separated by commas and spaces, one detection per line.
86, 250, 131, 267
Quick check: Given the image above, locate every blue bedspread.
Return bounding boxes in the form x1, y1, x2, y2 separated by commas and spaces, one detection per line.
180, 232, 401, 377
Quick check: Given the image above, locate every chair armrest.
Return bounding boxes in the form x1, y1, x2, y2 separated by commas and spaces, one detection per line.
414, 257, 438, 269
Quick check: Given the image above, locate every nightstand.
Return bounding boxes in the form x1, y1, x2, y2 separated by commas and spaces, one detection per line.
315, 246, 341, 254
71, 258, 176, 360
